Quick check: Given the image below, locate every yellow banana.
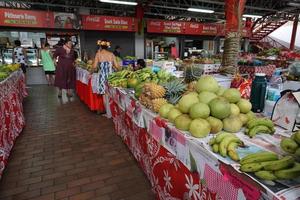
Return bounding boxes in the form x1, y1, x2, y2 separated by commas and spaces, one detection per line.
215, 132, 234, 143
219, 136, 240, 157
212, 144, 219, 153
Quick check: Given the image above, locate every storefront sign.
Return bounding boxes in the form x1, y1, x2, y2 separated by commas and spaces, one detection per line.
82, 15, 137, 32
147, 19, 251, 37
53, 12, 79, 29
0, 8, 53, 28
147, 19, 185, 34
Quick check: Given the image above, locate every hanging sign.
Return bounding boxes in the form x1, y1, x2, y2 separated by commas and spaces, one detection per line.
82, 15, 137, 32
0, 8, 53, 28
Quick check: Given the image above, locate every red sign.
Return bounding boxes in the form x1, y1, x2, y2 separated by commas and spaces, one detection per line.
186, 22, 221, 35
147, 20, 185, 34
82, 15, 137, 32
0, 9, 54, 28
147, 19, 251, 37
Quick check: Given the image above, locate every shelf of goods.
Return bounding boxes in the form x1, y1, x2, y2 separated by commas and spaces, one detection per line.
0, 70, 27, 178
103, 85, 300, 200
75, 67, 104, 112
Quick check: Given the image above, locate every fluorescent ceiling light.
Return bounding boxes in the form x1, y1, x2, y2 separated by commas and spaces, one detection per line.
100, 0, 137, 6
187, 8, 214, 14
243, 14, 263, 18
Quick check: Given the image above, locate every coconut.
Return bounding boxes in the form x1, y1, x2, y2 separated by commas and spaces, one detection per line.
195, 75, 219, 93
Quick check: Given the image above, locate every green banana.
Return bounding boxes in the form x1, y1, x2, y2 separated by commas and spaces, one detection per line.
248, 125, 274, 138
240, 151, 278, 165
212, 144, 219, 153
263, 156, 295, 171
247, 118, 274, 129
215, 132, 234, 143
209, 138, 216, 146
255, 171, 277, 181
219, 136, 240, 157
274, 163, 300, 180
240, 163, 264, 172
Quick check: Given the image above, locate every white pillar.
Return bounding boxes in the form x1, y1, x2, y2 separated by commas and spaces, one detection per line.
135, 32, 145, 59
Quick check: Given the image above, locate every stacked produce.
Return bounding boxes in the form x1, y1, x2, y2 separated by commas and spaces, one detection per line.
159, 75, 255, 138
76, 60, 94, 72
108, 68, 174, 89
0, 64, 21, 81
240, 151, 300, 181
209, 132, 244, 161
139, 83, 167, 113
280, 131, 300, 158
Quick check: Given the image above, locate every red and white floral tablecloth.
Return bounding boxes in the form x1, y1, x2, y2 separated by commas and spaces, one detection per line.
0, 70, 27, 178
105, 86, 300, 200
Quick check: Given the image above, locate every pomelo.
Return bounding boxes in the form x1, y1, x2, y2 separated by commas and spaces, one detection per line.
189, 118, 211, 138
198, 91, 217, 104
223, 88, 241, 103
167, 108, 182, 123
237, 99, 252, 113
223, 116, 243, 133
189, 102, 210, 119
209, 98, 231, 119
159, 104, 174, 119
195, 75, 219, 93
175, 114, 192, 131
178, 94, 199, 113
230, 104, 240, 116
206, 116, 223, 134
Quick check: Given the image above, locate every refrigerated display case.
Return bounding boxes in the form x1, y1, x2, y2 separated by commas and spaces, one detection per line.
26, 48, 38, 66
3, 48, 13, 64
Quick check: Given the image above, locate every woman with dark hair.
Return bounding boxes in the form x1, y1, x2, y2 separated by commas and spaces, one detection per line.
53, 38, 77, 97
40, 43, 55, 85
13, 40, 27, 74
93, 39, 120, 112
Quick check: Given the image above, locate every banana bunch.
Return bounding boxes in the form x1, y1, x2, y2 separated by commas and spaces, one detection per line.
108, 70, 133, 87
245, 118, 275, 138
209, 132, 244, 161
240, 151, 300, 180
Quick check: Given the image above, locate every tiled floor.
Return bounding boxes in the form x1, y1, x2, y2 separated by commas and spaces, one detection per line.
0, 85, 155, 200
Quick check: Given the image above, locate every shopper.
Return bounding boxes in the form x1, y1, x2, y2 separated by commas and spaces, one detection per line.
53, 38, 77, 98
93, 39, 120, 112
113, 45, 122, 58
134, 59, 146, 71
40, 43, 56, 86
13, 40, 27, 74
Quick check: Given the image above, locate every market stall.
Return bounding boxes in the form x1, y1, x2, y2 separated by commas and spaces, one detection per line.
104, 84, 300, 200
75, 67, 105, 112
0, 68, 27, 178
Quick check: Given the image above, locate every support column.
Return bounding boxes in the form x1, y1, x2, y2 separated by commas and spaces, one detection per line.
290, 15, 299, 51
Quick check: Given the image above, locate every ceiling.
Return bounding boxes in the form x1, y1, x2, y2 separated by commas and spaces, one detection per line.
0, 0, 299, 22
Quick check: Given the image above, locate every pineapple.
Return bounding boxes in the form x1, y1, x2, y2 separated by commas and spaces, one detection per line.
187, 81, 197, 92
151, 98, 168, 113
144, 83, 166, 99
139, 94, 152, 108
184, 65, 203, 83
162, 80, 187, 105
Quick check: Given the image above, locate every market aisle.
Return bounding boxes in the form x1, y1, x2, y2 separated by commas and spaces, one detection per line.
0, 85, 155, 200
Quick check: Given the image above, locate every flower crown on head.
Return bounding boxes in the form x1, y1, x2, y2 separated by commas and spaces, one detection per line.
97, 40, 111, 47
